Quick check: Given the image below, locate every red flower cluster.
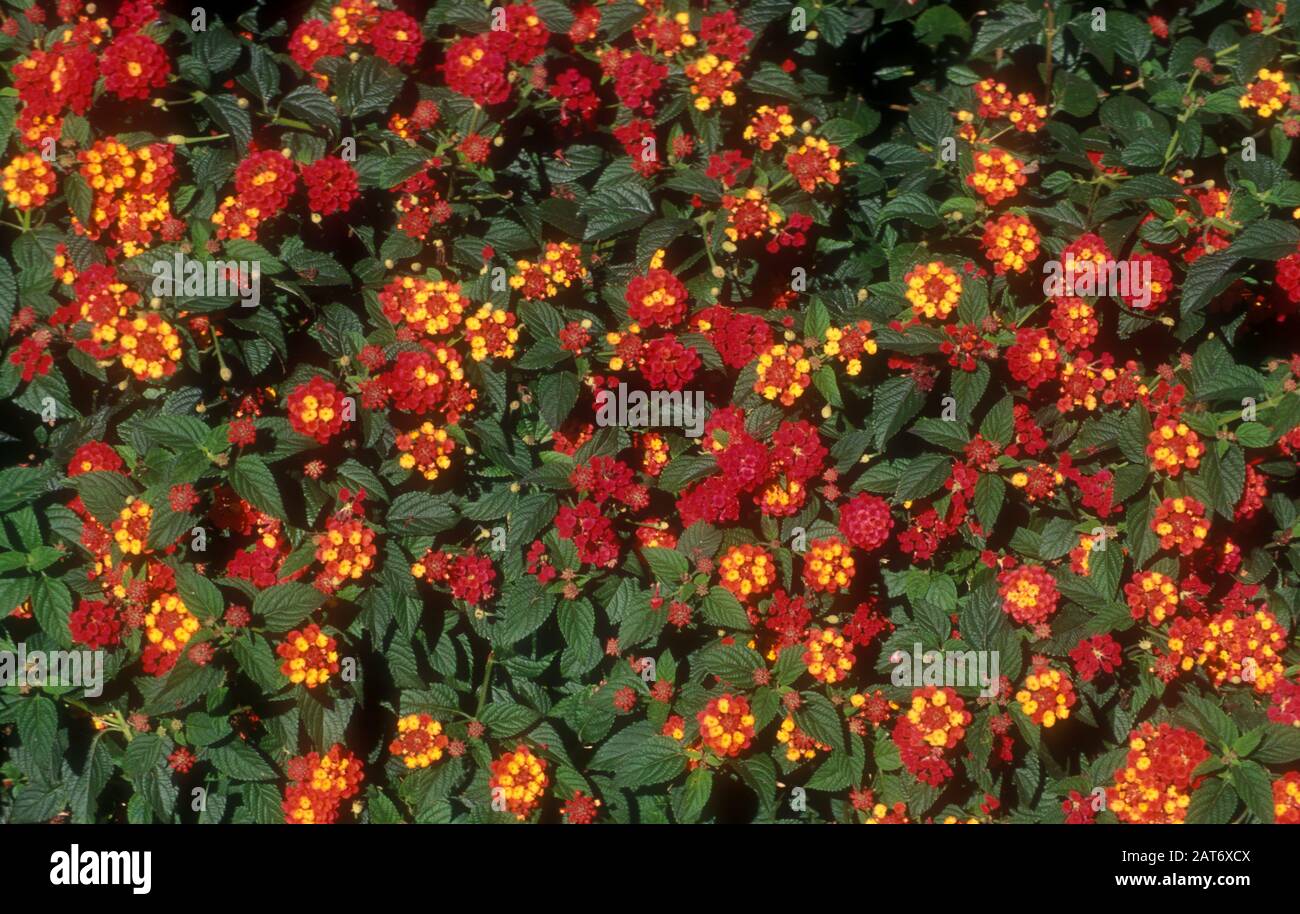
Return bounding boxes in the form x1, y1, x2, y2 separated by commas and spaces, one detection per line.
302, 156, 360, 216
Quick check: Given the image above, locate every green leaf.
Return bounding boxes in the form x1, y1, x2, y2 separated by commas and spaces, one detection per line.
340, 56, 406, 119
581, 182, 654, 242
914, 4, 970, 48
1186, 778, 1238, 824
388, 492, 458, 534
535, 371, 579, 431
980, 395, 1014, 447
1230, 761, 1274, 823
253, 582, 325, 631
175, 564, 225, 619
643, 547, 690, 586
200, 95, 252, 150
494, 577, 555, 644
673, 768, 713, 823
207, 741, 278, 781
229, 455, 288, 522
974, 473, 1005, 533
700, 587, 751, 630
614, 736, 686, 788
280, 85, 340, 134
792, 692, 845, 753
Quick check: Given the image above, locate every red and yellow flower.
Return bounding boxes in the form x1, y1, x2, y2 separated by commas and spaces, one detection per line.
1107, 723, 1208, 824
697, 693, 756, 757
802, 537, 855, 593
803, 626, 855, 684
1239, 68, 1292, 117
1125, 571, 1180, 625
2, 151, 56, 211
1015, 664, 1077, 727
1151, 496, 1210, 555
905, 260, 962, 322
776, 715, 831, 762
998, 563, 1060, 625
389, 714, 450, 769
142, 593, 200, 676
1147, 418, 1201, 476
719, 544, 774, 600
112, 498, 152, 556
395, 422, 455, 481
277, 623, 341, 689
754, 343, 812, 406
489, 744, 549, 820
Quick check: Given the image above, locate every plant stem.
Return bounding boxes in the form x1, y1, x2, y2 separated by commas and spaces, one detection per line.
474, 652, 496, 717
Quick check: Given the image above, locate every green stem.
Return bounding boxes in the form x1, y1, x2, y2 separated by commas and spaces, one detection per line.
474, 652, 496, 717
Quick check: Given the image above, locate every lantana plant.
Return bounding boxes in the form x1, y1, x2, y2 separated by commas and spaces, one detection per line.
1, 0, 1300, 827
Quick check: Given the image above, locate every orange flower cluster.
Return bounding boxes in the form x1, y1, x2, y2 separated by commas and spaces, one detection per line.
489, 744, 549, 820
863, 798, 910, 824
822, 320, 877, 376
1126, 571, 1180, 625
641, 432, 670, 476
904, 260, 961, 321
283, 745, 365, 825
719, 544, 774, 600
802, 537, 855, 593
1196, 607, 1289, 693
967, 147, 1026, 205
997, 564, 1060, 625
1274, 772, 1300, 824
76, 138, 175, 256
1055, 357, 1105, 413
1107, 723, 1209, 824
754, 343, 812, 406
784, 135, 842, 193
464, 305, 520, 362
212, 148, 297, 241
2, 151, 56, 210
112, 498, 152, 556
974, 79, 1048, 131
142, 593, 200, 676
114, 312, 183, 382
509, 242, 587, 300
981, 214, 1040, 274
287, 375, 348, 444
803, 626, 855, 684
744, 104, 796, 149
379, 275, 467, 338
1015, 664, 1076, 728
395, 422, 455, 481
776, 715, 831, 762
277, 623, 341, 689
1147, 418, 1202, 476
1239, 68, 1292, 117
389, 713, 450, 769
1151, 496, 1210, 555
697, 693, 756, 757
892, 686, 972, 786
722, 187, 780, 241
685, 54, 740, 110
314, 513, 378, 590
